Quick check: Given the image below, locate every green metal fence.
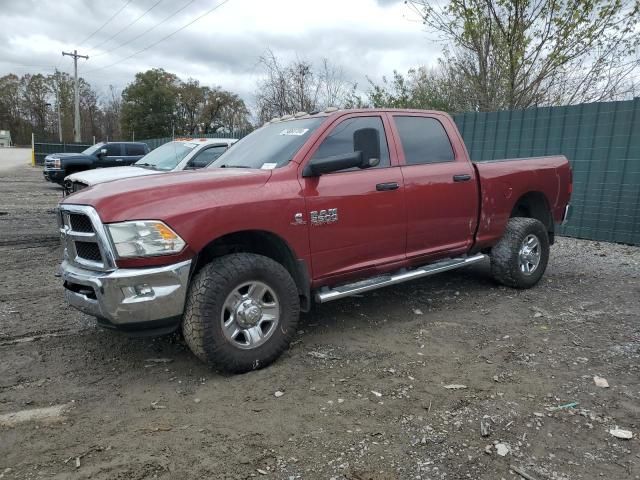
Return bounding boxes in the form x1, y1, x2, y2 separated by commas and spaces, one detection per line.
453, 98, 640, 245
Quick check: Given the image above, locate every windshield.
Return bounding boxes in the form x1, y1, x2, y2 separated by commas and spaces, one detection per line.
209, 117, 324, 169
82, 143, 103, 155
134, 141, 200, 171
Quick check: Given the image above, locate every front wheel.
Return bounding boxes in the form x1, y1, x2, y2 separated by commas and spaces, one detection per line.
182, 253, 300, 373
490, 217, 550, 289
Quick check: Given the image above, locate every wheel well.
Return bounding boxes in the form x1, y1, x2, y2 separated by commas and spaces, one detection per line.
194, 230, 311, 311
510, 192, 555, 244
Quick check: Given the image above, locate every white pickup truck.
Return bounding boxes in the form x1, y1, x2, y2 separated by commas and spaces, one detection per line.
64, 138, 237, 194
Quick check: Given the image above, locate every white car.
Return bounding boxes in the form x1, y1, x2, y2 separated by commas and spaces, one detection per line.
64, 138, 237, 194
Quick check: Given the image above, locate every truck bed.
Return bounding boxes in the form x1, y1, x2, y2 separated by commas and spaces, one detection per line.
472, 155, 571, 249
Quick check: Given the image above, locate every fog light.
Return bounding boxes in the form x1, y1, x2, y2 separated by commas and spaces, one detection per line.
135, 284, 154, 296
122, 284, 155, 299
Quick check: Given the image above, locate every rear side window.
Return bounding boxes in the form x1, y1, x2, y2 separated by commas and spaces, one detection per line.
125, 144, 147, 156
394, 116, 454, 165
105, 144, 122, 156
312, 116, 390, 168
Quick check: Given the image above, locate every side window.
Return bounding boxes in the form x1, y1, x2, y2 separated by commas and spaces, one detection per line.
186, 145, 228, 169
125, 144, 147, 156
312, 116, 390, 168
394, 116, 454, 165
105, 144, 122, 156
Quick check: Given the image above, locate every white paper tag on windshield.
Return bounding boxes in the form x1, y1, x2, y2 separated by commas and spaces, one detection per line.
182, 143, 198, 149
279, 128, 309, 136
261, 163, 277, 170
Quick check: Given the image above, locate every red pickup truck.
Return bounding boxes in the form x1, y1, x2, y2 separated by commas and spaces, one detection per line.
57, 109, 571, 372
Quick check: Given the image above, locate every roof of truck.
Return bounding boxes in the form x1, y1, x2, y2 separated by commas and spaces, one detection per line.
265, 107, 452, 125
172, 137, 237, 144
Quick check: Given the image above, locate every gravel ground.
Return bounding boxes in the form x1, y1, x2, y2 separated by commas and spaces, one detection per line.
0, 148, 31, 172
0, 164, 639, 480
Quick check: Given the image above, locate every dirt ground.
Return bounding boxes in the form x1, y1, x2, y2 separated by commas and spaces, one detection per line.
0, 148, 31, 172
0, 163, 639, 480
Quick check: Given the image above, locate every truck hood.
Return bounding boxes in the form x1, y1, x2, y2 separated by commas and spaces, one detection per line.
66, 166, 163, 185
48, 152, 90, 160
62, 167, 272, 223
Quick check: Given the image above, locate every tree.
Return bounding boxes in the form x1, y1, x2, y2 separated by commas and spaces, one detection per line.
352, 66, 466, 112
21, 74, 50, 137
121, 68, 180, 139
407, 0, 640, 110
80, 78, 101, 141
255, 50, 356, 123
199, 87, 250, 133
0, 74, 30, 143
177, 79, 207, 135
102, 85, 122, 141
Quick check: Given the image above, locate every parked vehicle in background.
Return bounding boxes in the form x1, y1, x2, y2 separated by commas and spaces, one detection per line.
63, 138, 237, 195
56, 108, 571, 373
43, 142, 150, 185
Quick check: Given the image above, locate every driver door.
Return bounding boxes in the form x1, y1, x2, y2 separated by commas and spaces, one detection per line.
301, 114, 406, 284
102, 143, 125, 167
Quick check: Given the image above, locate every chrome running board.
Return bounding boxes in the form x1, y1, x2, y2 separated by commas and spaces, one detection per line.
315, 254, 487, 303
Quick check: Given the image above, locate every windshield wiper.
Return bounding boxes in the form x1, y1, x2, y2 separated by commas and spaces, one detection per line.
134, 163, 158, 169
219, 164, 252, 168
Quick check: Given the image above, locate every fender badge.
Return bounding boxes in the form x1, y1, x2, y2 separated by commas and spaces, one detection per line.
291, 213, 306, 225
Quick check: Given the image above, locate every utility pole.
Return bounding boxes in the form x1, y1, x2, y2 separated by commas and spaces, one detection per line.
54, 69, 62, 143
62, 50, 88, 143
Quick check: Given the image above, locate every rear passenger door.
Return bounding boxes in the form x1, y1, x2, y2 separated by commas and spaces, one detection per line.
122, 143, 148, 165
391, 114, 478, 261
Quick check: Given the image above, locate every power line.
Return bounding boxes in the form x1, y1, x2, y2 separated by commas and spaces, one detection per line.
88, 0, 165, 55
89, 0, 197, 60
78, 0, 134, 46
83, 0, 232, 75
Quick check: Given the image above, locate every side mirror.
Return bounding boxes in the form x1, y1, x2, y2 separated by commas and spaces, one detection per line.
185, 157, 210, 170
98, 148, 107, 157
353, 127, 381, 167
303, 127, 381, 177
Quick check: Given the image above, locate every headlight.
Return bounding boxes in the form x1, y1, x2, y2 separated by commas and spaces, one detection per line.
106, 221, 186, 258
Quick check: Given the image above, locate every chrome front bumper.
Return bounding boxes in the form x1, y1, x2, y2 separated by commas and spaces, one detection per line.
61, 259, 192, 326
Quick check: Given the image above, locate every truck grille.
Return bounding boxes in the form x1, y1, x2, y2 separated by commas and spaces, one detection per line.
44, 157, 57, 169
69, 213, 93, 233
58, 206, 115, 271
75, 241, 102, 262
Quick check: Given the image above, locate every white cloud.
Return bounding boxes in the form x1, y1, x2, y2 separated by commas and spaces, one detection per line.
0, 0, 441, 105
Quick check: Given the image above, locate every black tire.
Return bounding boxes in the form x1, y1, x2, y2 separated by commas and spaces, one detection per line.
490, 217, 550, 289
182, 253, 300, 373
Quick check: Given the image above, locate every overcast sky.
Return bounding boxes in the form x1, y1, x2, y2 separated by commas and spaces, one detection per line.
0, 0, 441, 108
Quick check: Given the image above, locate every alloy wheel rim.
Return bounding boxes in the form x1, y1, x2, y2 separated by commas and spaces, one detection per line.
518, 234, 541, 275
220, 281, 280, 350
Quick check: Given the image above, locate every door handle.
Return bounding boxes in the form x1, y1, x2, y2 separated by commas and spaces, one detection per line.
376, 182, 399, 191
115, 158, 124, 161
453, 174, 472, 182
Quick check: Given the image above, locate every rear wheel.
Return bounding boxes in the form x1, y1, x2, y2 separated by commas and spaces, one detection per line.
182, 253, 300, 373
490, 217, 549, 289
